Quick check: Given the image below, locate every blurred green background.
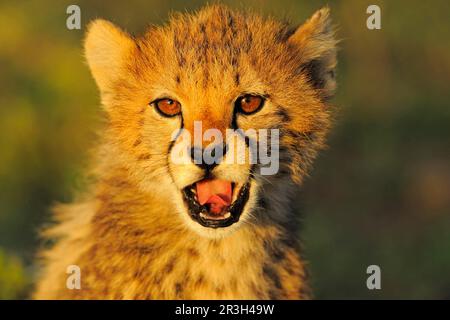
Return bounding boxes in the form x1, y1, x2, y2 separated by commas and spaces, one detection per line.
0, 0, 449, 299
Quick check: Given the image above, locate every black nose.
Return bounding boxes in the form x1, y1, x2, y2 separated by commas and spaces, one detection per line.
190, 144, 228, 172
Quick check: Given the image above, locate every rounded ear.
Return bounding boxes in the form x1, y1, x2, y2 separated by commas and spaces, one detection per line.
84, 19, 135, 94
288, 7, 338, 99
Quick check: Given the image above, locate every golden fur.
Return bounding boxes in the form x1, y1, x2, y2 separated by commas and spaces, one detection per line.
34, 4, 337, 299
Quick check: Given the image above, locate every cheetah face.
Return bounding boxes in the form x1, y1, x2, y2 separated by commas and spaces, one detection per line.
84, 5, 336, 237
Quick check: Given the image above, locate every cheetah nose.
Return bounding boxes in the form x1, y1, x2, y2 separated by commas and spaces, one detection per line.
189, 143, 229, 172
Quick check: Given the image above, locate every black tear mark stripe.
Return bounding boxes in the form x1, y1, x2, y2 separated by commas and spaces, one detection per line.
166, 114, 184, 156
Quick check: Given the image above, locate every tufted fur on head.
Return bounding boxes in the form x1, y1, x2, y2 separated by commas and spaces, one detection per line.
34, 4, 337, 300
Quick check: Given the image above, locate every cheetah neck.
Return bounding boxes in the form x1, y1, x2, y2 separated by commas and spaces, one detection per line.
36, 164, 308, 300
79, 167, 309, 300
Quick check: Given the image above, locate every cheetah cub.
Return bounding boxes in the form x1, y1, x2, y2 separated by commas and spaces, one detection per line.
34, 4, 337, 299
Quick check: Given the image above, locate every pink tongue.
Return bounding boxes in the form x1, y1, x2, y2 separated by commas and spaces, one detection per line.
196, 179, 232, 215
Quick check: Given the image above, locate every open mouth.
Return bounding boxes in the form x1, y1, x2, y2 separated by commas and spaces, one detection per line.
182, 178, 250, 228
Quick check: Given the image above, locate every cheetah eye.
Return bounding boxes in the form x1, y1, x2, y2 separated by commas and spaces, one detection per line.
152, 98, 181, 117
235, 94, 265, 115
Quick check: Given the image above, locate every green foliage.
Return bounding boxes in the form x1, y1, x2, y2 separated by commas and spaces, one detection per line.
0, 249, 29, 299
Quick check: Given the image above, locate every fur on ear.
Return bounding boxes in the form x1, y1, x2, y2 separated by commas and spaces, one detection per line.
289, 7, 338, 99
84, 19, 135, 94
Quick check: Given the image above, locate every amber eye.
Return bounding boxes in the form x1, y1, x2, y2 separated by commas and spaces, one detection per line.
153, 98, 181, 117
235, 94, 265, 115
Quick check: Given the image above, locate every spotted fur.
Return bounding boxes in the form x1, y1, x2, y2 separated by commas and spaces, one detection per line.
34, 4, 337, 300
